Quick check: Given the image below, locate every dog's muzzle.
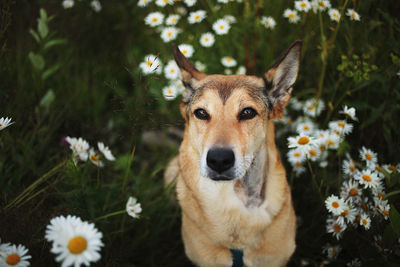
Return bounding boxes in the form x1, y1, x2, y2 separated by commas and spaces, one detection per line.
206, 147, 235, 181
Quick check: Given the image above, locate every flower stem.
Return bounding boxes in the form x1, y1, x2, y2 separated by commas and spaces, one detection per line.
94, 210, 126, 221
306, 158, 324, 201
123, 144, 136, 189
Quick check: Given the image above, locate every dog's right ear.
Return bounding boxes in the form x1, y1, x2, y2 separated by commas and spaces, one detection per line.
172, 43, 206, 104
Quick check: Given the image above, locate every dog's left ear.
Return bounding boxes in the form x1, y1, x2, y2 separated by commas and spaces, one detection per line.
263, 40, 302, 119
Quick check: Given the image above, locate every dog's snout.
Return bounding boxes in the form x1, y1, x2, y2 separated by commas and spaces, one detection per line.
206, 148, 235, 174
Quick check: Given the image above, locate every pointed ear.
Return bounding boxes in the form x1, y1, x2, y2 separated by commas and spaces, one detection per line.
263, 40, 301, 118
172, 43, 206, 103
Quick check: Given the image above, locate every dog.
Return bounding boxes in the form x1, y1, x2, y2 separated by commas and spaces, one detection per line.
164, 40, 302, 267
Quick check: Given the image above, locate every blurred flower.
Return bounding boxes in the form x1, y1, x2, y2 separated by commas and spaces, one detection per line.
328, 120, 353, 136
89, 148, 104, 167
126, 197, 142, 218
188, 10, 207, 24
138, 0, 152, 7
340, 179, 361, 202
97, 142, 116, 161
312, 0, 331, 12
66, 137, 90, 163
178, 44, 194, 58
346, 9, 360, 21
295, 0, 312, 12
155, 0, 174, 7
236, 66, 246, 75
306, 147, 321, 161
217, 0, 229, 3
283, 9, 300, 23
139, 54, 162, 74
328, 8, 341, 22
288, 134, 317, 153
161, 27, 180, 42
287, 148, 306, 164
296, 121, 315, 135
355, 169, 380, 189
164, 60, 180, 80
166, 14, 180, 25
172, 80, 185, 94
194, 61, 206, 72
326, 216, 347, 239
377, 202, 390, 220
359, 213, 371, 229
62, 0, 74, 9
382, 164, 399, 174
339, 105, 358, 121
184, 0, 197, 7
90, 0, 102, 12
0, 244, 31, 267
322, 243, 341, 260
200, 32, 215, 47
45, 215, 103, 267
0, 117, 14, 131
325, 195, 346, 215
325, 132, 340, 150
346, 258, 361, 267
221, 57, 237, 67
261, 16, 276, 29
213, 19, 230, 35
162, 84, 178, 100
224, 69, 233, 75
292, 161, 306, 176
144, 12, 164, 27
224, 15, 236, 24
359, 146, 378, 168
303, 98, 325, 117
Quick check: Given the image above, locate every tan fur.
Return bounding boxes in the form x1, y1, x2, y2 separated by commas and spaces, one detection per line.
165, 41, 301, 267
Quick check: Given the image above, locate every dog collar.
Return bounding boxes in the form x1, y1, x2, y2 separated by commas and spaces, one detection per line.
230, 249, 244, 267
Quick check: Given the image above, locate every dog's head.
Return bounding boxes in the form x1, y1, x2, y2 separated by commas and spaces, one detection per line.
173, 41, 301, 181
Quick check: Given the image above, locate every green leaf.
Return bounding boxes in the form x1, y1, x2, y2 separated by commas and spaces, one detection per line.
38, 19, 49, 39
29, 29, 40, 43
40, 8, 47, 20
44, 39, 66, 50
42, 64, 61, 80
28, 52, 45, 70
39, 89, 55, 110
385, 190, 400, 199
389, 205, 400, 235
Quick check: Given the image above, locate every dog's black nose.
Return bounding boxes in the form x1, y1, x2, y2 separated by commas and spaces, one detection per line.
206, 148, 235, 174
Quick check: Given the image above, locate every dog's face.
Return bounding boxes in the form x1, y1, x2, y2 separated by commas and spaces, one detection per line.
173, 41, 301, 181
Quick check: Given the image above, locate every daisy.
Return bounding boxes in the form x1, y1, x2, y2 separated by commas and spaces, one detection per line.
224, 15, 236, 24
217, 0, 229, 3
325, 195, 345, 215
66, 137, 89, 163
359, 146, 378, 168
221, 57, 237, 67
46, 215, 103, 267
295, 0, 311, 12
165, 14, 180, 26
139, 54, 162, 75
346, 258, 361, 267
342, 159, 358, 176
178, 44, 194, 58
339, 105, 358, 121
340, 179, 361, 203
89, 149, 104, 167
356, 169, 380, 189
97, 142, 116, 161
236, 66, 246, 75
283, 9, 300, 24
346, 9, 360, 21
296, 121, 315, 135
164, 60, 180, 80
155, 0, 174, 7
292, 161, 306, 176
359, 213, 371, 229
288, 134, 317, 154
287, 148, 306, 164
213, 19, 230, 35
184, 0, 196, 7
290, 97, 303, 111
328, 8, 341, 22
325, 132, 340, 150
307, 146, 321, 161
224, 69, 233, 75
382, 164, 398, 174
160, 27, 180, 42
194, 61, 206, 72
377, 202, 390, 220
162, 84, 178, 100
303, 98, 325, 117
176, 6, 187, 15
188, 10, 206, 24
62, 0, 74, 9
326, 217, 347, 239
199, 32, 215, 47
338, 203, 357, 224
322, 243, 341, 260
0, 244, 31, 267
260, 16, 276, 29
0, 117, 14, 131
172, 80, 185, 94
126, 197, 142, 218
137, 0, 152, 7
328, 120, 353, 136
90, 0, 102, 12
144, 12, 164, 27
312, 0, 331, 12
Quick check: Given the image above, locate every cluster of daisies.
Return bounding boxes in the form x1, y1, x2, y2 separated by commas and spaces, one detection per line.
65, 136, 115, 167
0, 198, 141, 266
0, 117, 14, 131
283, 0, 360, 23
61, 0, 102, 12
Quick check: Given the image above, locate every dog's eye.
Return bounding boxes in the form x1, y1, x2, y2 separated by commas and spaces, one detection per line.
194, 108, 210, 120
238, 107, 257, 121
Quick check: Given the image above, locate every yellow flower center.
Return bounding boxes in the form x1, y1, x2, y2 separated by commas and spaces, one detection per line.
146, 60, 152, 67
307, 105, 315, 110
298, 136, 310, 145
362, 175, 372, 182
152, 18, 158, 22
341, 209, 348, 216
68, 236, 88, 254
294, 152, 301, 157
351, 13, 356, 18
171, 18, 176, 23
6, 254, 20, 265
289, 13, 295, 19
295, 162, 302, 168
220, 25, 224, 30
378, 193, 384, 199
327, 140, 334, 146
333, 13, 338, 18
349, 165, 356, 172
362, 219, 367, 225
383, 210, 389, 216
349, 188, 358, 196
333, 224, 341, 233
168, 32, 172, 37
168, 89, 173, 95
163, 0, 168, 3
170, 69, 175, 73
365, 153, 372, 161
320, 145, 325, 152
195, 15, 200, 20
309, 150, 317, 156
227, 58, 232, 62
319, 2, 325, 7
332, 202, 339, 208
91, 154, 99, 162
388, 165, 396, 171
0, 123, 2, 127
304, 125, 310, 130
205, 37, 209, 42
338, 121, 345, 128
301, 2, 307, 7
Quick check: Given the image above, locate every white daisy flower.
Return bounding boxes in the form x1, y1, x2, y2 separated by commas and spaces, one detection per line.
296, 121, 315, 135
326, 216, 347, 239
312, 0, 331, 12
155, 0, 174, 7
138, 0, 152, 7
382, 164, 399, 174
325, 132, 340, 150
346, 9, 360, 21
346, 258, 361, 267
213, 19, 230, 35
160, 27, 180, 42
339, 105, 358, 121
188, 10, 207, 24
224, 15, 236, 24
90, 0, 102, 12
172, 80, 185, 94
328, 8, 341, 22
47, 217, 103, 267
295, 0, 312, 12
194, 61, 206, 72
178, 44, 194, 58
303, 98, 325, 117
340, 179, 361, 202
359, 213, 371, 229
236, 66, 246, 75
89, 148, 104, 167
288, 134, 317, 154
62, 0, 74, 9
325, 195, 346, 215
322, 243, 341, 260
292, 161, 306, 176
200, 32, 215, 47
144, 12, 164, 27
139, 54, 162, 75
341, 203, 358, 224
306, 146, 321, 161
0, 244, 31, 267
162, 84, 178, 100
45, 215, 84, 243
0, 238, 12, 252
377, 203, 390, 220
66, 137, 90, 163
283, 9, 300, 23
261, 16, 276, 29
165, 14, 180, 26
224, 69, 233, 75
359, 146, 378, 168
126, 197, 142, 218
290, 97, 303, 111
97, 142, 115, 161
356, 169, 380, 189
287, 148, 306, 164
217, 0, 229, 3
221, 57, 237, 67
176, 6, 187, 16
328, 120, 353, 136
164, 60, 180, 80
0, 117, 14, 131
183, 0, 197, 7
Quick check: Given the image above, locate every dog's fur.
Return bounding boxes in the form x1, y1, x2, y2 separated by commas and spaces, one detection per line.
164, 41, 302, 267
